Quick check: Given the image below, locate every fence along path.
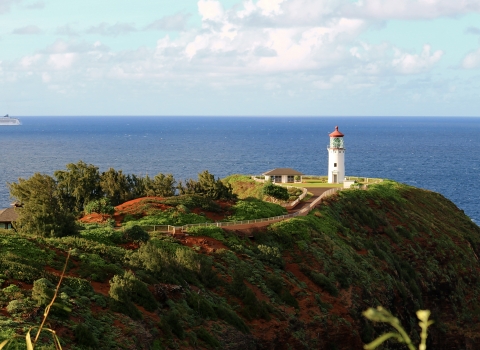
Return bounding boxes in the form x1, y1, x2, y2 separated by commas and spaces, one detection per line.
142, 187, 342, 234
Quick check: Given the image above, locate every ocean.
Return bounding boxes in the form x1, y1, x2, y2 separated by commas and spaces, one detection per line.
0, 116, 479, 223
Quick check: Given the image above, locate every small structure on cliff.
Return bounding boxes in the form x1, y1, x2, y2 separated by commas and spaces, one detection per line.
262, 168, 303, 183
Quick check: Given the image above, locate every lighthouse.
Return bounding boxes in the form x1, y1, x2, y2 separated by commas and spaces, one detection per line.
327, 126, 345, 184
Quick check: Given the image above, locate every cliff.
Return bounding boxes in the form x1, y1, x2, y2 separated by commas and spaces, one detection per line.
1, 180, 479, 349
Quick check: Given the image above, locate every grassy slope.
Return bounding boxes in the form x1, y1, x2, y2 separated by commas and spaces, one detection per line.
1, 181, 480, 349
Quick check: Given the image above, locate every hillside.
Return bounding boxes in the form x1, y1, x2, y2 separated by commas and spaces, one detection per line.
1, 180, 480, 349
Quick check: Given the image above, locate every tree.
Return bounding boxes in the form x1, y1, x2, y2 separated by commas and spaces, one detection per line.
126, 173, 147, 200
54, 161, 102, 214
151, 173, 176, 197
84, 198, 115, 215
8, 173, 77, 237
177, 170, 235, 200
100, 168, 130, 206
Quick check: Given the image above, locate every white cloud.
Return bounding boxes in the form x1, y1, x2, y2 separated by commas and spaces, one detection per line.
12, 25, 42, 35
462, 47, 480, 69
25, 1, 44, 10
0, 0, 20, 14
392, 45, 444, 74
55, 24, 80, 37
3, 0, 451, 106
346, 0, 480, 20
146, 12, 191, 31
86, 22, 137, 37
47, 53, 76, 70
257, 0, 285, 16
198, 0, 224, 21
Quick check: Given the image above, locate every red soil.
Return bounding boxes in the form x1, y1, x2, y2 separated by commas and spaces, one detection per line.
181, 236, 228, 254
78, 196, 233, 226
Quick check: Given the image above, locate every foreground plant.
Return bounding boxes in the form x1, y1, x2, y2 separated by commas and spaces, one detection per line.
363, 306, 434, 350
0, 250, 71, 350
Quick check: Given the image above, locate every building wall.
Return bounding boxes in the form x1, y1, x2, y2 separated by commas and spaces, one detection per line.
328, 148, 345, 183
265, 175, 302, 183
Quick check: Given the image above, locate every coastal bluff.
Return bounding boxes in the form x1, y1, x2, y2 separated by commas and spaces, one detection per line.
1, 180, 479, 349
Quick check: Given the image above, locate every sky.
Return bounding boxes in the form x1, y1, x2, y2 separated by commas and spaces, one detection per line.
1, 0, 480, 116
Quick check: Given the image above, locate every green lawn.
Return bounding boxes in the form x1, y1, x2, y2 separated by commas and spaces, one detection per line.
282, 183, 343, 188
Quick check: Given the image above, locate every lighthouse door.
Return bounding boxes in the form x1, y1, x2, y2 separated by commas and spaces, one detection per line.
333, 174, 338, 183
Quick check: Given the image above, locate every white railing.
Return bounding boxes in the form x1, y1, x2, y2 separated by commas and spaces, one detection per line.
150, 186, 343, 233
123, 175, 384, 234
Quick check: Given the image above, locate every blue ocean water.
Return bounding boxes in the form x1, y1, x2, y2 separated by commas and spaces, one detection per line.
0, 116, 479, 223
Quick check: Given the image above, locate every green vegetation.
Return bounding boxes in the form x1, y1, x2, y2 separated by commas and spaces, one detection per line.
84, 197, 115, 215
223, 174, 264, 199
363, 307, 433, 350
262, 182, 289, 201
228, 197, 287, 221
2, 173, 480, 349
178, 170, 235, 200
8, 173, 77, 237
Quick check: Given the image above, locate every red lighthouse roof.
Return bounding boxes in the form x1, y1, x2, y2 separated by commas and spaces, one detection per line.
329, 126, 344, 137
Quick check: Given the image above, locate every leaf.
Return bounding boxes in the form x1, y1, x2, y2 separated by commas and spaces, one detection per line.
0, 339, 11, 350
26, 329, 34, 350
364, 332, 403, 349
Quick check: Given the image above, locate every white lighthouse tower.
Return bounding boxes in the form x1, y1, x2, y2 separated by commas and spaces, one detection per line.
327, 126, 345, 184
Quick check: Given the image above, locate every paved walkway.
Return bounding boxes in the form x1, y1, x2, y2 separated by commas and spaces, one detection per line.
222, 187, 335, 232
289, 187, 333, 214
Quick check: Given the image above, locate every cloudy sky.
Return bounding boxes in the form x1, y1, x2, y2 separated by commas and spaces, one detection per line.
1, 0, 480, 116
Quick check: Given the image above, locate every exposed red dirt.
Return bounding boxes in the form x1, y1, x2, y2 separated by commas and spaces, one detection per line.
181, 236, 228, 254
78, 196, 234, 226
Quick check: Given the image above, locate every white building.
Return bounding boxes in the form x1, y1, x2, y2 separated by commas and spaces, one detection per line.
327, 126, 345, 184
262, 168, 304, 183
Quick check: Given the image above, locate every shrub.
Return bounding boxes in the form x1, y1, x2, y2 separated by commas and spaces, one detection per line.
84, 198, 115, 215
215, 305, 249, 333
6, 299, 27, 314
301, 266, 338, 296
74, 323, 99, 347
196, 327, 220, 348
163, 310, 184, 339
32, 278, 55, 306
228, 198, 287, 221
263, 183, 289, 201
123, 225, 150, 243
186, 226, 225, 242
256, 244, 284, 268
79, 226, 123, 245
109, 271, 157, 313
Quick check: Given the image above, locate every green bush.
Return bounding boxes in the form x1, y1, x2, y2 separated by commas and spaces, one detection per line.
75, 323, 99, 347
228, 198, 287, 221
256, 244, 284, 268
84, 198, 115, 215
185, 226, 225, 241
79, 226, 123, 245
263, 183, 289, 201
301, 266, 338, 297
214, 304, 249, 333
196, 327, 220, 348
123, 225, 150, 243
32, 278, 55, 306
163, 310, 185, 339
109, 271, 157, 313
6, 299, 27, 314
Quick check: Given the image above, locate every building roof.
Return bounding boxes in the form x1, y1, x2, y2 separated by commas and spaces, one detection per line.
329, 126, 344, 137
0, 207, 18, 223
262, 168, 304, 176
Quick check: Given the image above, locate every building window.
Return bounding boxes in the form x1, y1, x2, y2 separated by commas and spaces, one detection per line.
274, 175, 282, 183
334, 163, 337, 167
287, 176, 294, 183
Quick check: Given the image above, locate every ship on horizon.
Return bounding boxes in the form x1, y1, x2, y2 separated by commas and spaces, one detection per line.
0, 115, 21, 125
